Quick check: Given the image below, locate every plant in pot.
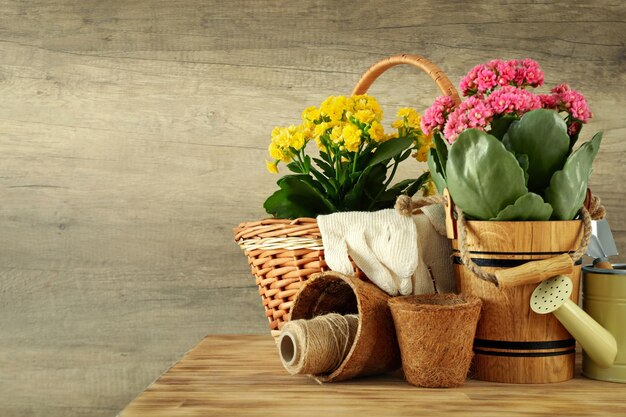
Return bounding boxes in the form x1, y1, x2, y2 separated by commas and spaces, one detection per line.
421, 58, 603, 384
235, 93, 443, 334
264, 94, 435, 218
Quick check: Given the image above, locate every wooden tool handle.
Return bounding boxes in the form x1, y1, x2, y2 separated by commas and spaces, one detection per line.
593, 258, 614, 270
350, 54, 461, 105
495, 254, 574, 288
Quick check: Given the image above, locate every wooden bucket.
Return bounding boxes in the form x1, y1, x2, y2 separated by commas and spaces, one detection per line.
445, 197, 585, 383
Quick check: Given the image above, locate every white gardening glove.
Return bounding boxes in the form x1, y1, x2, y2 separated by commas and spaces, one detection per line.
412, 204, 456, 294
318, 209, 418, 296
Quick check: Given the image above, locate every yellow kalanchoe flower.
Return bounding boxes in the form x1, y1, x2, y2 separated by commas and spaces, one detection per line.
368, 120, 386, 143
302, 106, 321, 125
341, 124, 362, 152
266, 160, 279, 174
268, 142, 289, 162
391, 119, 404, 129
397, 108, 421, 130
353, 109, 377, 124
320, 96, 349, 122
423, 179, 436, 196
330, 125, 343, 144
351, 95, 383, 121
414, 146, 430, 162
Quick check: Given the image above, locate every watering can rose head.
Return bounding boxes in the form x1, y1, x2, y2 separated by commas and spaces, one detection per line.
424, 59, 602, 221
263, 94, 436, 219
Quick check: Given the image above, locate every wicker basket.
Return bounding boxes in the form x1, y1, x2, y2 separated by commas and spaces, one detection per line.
234, 54, 461, 337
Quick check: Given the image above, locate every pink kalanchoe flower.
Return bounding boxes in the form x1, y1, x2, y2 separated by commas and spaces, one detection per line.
515, 58, 544, 88
488, 86, 542, 116
420, 95, 457, 135
460, 58, 544, 96
551, 83, 571, 95
550, 84, 592, 123
443, 96, 494, 143
538, 93, 558, 109
476, 66, 499, 94
493, 59, 517, 86
568, 121, 583, 136
560, 90, 592, 122
459, 65, 481, 96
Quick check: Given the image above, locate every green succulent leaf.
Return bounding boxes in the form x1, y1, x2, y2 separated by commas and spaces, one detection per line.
406, 171, 432, 197
544, 132, 602, 220
427, 148, 447, 194
344, 164, 387, 211
433, 133, 449, 177
503, 109, 570, 193
491, 192, 553, 221
446, 129, 528, 220
312, 157, 334, 177
367, 136, 414, 168
388, 178, 416, 192
286, 162, 304, 174
309, 166, 338, 196
490, 115, 518, 140
264, 175, 336, 219
515, 153, 530, 185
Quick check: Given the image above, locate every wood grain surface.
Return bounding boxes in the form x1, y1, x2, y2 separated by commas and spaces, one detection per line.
0, 1, 624, 416
118, 335, 626, 417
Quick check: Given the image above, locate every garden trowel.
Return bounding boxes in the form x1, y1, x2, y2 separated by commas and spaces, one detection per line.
588, 219, 619, 269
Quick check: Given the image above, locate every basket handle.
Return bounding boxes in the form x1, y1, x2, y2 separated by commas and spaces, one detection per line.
351, 54, 461, 105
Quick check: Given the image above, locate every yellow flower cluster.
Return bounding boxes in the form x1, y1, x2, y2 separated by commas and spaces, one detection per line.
266, 96, 433, 173
308, 94, 388, 153
391, 107, 433, 162
266, 124, 313, 173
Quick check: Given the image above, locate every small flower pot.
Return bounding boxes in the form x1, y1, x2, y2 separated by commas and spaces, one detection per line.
388, 293, 482, 388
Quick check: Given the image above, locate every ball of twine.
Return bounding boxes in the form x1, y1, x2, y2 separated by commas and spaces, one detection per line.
279, 313, 359, 375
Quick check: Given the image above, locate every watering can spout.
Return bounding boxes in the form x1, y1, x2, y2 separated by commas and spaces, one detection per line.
553, 297, 618, 369
531, 275, 618, 369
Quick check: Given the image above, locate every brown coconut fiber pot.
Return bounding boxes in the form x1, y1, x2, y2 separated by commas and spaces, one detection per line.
290, 271, 401, 382
388, 293, 482, 388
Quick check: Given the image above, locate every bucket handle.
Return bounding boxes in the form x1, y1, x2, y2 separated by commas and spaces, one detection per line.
448, 188, 595, 288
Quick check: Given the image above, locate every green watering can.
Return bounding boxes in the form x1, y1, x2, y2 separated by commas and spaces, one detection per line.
531, 266, 626, 383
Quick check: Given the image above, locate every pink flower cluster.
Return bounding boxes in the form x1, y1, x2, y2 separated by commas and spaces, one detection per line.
420, 95, 457, 135
551, 84, 592, 122
488, 86, 542, 115
422, 59, 592, 143
443, 96, 494, 142
538, 84, 592, 136
459, 59, 545, 96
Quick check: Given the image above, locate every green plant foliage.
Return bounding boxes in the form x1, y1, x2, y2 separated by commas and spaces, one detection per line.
427, 148, 447, 194
491, 192, 553, 221
446, 129, 528, 220
490, 114, 517, 140
544, 132, 602, 220
263, 175, 336, 218
264, 136, 425, 219
432, 133, 449, 176
503, 109, 570, 193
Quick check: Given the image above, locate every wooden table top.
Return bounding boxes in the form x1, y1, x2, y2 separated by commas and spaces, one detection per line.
119, 335, 626, 417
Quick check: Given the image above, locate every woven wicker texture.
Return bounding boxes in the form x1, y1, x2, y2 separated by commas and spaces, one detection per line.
235, 54, 459, 333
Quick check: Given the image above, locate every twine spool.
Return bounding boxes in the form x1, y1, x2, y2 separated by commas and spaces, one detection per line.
278, 313, 359, 375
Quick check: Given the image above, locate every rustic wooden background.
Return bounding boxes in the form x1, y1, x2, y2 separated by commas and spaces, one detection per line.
0, 1, 623, 416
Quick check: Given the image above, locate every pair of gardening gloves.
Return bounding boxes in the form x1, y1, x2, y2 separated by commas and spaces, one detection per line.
317, 203, 455, 296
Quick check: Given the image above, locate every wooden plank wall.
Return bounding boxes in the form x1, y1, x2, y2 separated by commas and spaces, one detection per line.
0, 1, 623, 416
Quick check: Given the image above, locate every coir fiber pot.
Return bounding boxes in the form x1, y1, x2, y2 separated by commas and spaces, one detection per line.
388, 294, 482, 388
289, 271, 401, 382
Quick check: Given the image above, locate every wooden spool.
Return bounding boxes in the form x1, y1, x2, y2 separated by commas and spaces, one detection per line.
444, 193, 584, 383
290, 271, 401, 382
